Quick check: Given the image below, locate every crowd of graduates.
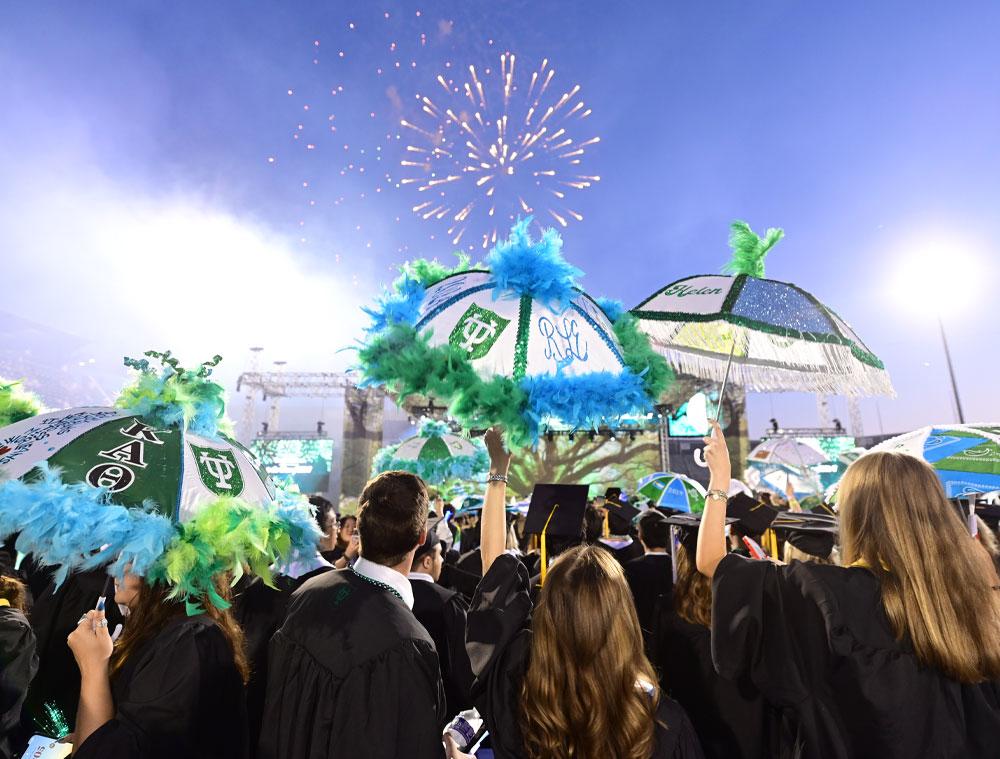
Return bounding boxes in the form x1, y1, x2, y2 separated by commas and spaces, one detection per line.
0, 422, 999, 758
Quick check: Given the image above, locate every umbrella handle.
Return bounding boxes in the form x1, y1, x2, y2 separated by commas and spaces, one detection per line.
693, 447, 709, 468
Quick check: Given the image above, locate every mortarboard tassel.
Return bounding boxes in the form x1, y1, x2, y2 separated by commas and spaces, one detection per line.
540, 504, 560, 585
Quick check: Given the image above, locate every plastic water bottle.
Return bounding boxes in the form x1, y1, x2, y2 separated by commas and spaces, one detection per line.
444, 709, 483, 751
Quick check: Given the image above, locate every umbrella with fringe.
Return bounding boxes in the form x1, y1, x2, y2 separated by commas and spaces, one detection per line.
632, 221, 894, 397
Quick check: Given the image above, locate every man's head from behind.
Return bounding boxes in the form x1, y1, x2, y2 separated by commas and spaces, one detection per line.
358, 471, 429, 567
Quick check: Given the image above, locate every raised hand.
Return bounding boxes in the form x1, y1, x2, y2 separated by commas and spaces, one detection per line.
484, 425, 511, 475
702, 419, 732, 487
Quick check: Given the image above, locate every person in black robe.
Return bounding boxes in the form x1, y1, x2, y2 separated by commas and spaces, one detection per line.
452, 429, 703, 759
697, 420, 1000, 759
67, 574, 248, 759
233, 558, 332, 756
0, 576, 37, 759
259, 471, 446, 759
654, 515, 766, 759
409, 520, 474, 720
623, 510, 673, 652
20, 569, 125, 737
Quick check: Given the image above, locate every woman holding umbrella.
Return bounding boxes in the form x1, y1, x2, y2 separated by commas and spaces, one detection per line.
67, 571, 249, 758
697, 420, 1000, 758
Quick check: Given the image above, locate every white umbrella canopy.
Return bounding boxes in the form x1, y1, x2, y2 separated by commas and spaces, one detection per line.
632, 222, 895, 397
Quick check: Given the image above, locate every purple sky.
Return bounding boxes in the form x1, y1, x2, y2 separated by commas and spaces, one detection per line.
0, 0, 997, 437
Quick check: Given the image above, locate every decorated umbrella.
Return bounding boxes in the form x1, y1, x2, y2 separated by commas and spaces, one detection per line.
373, 418, 489, 486
356, 219, 673, 447
748, 437, 827, 472
631, 221, 894, 397
866, 424, 1000, 498
0, 351, 319, 611
637, 471, 707, 513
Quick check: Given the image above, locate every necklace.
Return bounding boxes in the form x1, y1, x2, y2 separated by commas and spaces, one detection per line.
350, 566, 403, 602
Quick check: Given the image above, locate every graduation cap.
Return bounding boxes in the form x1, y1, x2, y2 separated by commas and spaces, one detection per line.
526, 484, 589, 584
600, 486, 639, 533
771, 512, 838, 559
727, 492, 778, 536
413, 517, 454, 562
663, 513, 738, 554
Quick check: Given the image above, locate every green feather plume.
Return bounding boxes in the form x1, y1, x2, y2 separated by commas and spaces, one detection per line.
722, 220, 784, 278
0, 379, 43, 428
401, 252, 473, 288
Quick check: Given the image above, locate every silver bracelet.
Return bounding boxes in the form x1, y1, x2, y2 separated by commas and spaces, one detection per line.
487, 473, 508, 484
706, 489, 729, 503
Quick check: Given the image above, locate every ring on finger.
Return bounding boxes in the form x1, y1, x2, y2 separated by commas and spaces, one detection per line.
97, 619, 109, 628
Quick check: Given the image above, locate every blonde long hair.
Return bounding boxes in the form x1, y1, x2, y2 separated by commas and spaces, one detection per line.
838, 452, 1000, 683
521, 545, 659, 759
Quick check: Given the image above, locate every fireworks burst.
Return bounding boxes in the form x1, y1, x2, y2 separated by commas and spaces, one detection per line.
400, 52, 600, 249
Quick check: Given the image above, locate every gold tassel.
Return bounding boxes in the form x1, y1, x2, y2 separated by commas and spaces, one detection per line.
540, 504, 560, 585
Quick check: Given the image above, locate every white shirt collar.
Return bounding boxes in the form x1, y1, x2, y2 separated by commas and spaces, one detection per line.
408, 572, 435, 584
353, 556, 415, 609
644, 550, 670, 557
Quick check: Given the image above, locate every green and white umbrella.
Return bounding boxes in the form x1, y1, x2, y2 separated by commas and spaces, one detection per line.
866, 424, 1000, 498
0, 352, 318, 608
373, 418, 489, 486
0, 406, 276, 519
637, 471, 707, 513
632, 222, 894, 397
357, 220, 672, 446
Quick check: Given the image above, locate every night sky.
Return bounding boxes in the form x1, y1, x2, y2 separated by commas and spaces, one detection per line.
1, 0, 997, 437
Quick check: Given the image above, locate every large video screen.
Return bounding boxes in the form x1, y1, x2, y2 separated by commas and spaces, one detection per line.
250, 439, 334, 495
667, 390, 723, 437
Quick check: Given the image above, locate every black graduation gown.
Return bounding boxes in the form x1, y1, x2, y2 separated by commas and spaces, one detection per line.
232, 567, 331, 756
624, 553, 673, 649
74, 614, 248, 759
466, 553, 705, 759
712, 554, 1000, 759
450, 548, 484, 601
320, 546, 345, 565
0, 607, 36, 759
258, 569, 446, 759
410, 578, 475, 720
653, 604, 765, 759
21, 570, 125, 733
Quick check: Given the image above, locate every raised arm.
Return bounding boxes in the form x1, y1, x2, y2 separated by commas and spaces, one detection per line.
696, 420, 732, 578
481, 427, 511, 575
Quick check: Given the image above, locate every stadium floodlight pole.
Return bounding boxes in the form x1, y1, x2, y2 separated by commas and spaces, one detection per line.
937, 314, 965, 424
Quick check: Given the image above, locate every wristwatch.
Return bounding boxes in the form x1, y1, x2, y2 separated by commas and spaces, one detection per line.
487, 473, 509, 484
706, 489, 729, 503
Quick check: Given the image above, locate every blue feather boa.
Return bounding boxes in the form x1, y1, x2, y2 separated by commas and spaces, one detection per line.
372, 423, 490, 485
487, 217, 582, 313
0, 464, 320, 595
519, 370, 651, 441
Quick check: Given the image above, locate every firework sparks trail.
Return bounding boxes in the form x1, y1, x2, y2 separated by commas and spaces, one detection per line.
400, 52, 600, 249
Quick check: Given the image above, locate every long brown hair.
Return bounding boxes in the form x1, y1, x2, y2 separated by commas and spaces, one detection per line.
110, 578, 250, 684
521, 545, 659, 759
838, 452, 1000, 683
673, 544, 712, 628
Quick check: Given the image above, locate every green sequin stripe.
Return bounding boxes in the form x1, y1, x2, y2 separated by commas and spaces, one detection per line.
630, 309, 885, 370
513, 294, 532, 381
719, 273, 748, 313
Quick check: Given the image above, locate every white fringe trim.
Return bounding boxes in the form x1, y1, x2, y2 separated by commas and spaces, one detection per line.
640, 320, 896, 397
